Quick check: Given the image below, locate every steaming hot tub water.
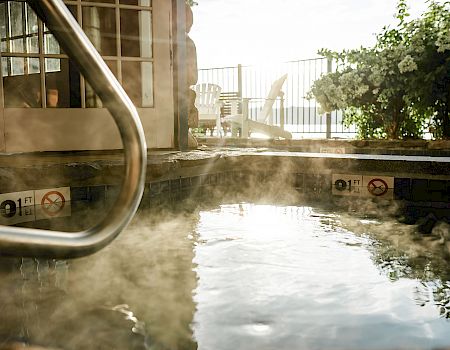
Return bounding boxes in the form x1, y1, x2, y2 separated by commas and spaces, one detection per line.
1, 200, 450, 350
194, 204, 450, 350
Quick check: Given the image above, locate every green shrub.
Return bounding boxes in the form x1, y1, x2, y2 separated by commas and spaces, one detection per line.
309, 0, 450, 139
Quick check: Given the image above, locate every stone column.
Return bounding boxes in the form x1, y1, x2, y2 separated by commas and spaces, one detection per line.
185, 4, 199, 147
186, 4, 198, 129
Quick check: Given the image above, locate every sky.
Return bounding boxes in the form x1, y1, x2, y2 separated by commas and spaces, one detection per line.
190, 0, 430, 68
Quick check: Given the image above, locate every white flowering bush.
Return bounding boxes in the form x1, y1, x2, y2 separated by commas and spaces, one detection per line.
398, 55, 417, 73
309, 0, 450, 139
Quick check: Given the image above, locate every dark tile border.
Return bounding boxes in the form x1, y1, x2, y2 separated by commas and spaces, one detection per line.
71, 171, 449, 213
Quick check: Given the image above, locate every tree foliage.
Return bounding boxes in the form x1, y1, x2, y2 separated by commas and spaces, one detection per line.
309, 0, 450, 139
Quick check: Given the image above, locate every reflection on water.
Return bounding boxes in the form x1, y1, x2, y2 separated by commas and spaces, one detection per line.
193, 204, 450, 350
0, 197, 449, 350
0, 201, 199, 350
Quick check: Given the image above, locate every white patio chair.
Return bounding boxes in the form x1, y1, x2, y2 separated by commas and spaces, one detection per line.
193, 83, 223, 137
223, 74, 292, 139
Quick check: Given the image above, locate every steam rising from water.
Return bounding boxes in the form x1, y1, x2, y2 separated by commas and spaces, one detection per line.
0, 207, 199, 350
0, 183, 449, 350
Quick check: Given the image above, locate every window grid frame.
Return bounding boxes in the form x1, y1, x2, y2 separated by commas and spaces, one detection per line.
1, 0, 154, 108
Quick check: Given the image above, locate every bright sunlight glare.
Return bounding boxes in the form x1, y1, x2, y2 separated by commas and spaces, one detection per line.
190, 0, 431, 68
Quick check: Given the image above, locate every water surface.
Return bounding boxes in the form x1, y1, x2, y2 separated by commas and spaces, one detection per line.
193, 204, 450, 350
0, 200, 449, 350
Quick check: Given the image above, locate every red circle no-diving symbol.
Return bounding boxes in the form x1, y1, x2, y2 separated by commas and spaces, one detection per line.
367, 178, 389, 196
41, 190, 65, 216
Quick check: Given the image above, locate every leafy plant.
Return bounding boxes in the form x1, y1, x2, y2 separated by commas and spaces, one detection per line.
309, 0, 450, 139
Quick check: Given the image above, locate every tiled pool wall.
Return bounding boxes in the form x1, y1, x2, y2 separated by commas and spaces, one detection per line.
170, 173, 448, 206
64, 152, 450, 207
0, 152, 447, 228
70, 169, 450, 218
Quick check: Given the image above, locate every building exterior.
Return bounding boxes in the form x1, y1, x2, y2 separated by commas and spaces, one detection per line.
0, 0, 194, 152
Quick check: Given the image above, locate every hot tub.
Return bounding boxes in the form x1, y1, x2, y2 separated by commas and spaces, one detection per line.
0, 181, 449, 350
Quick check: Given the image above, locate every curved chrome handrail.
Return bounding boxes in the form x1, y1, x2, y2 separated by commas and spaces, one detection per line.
0, 0, 147, 258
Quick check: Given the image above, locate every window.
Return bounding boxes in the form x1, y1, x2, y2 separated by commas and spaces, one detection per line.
1, 0, 154, 108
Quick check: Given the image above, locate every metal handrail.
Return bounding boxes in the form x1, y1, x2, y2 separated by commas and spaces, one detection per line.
0, 0, 147, 258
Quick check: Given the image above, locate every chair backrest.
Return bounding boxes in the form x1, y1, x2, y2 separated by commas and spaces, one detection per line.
193, 83, 222, 116
219, 91, 241, 116
257, 74, 287, 124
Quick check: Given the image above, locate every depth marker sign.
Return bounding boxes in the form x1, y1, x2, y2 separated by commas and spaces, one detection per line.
0, 187, 71, 225
0, 190, 35, 225
320, 147, 346, 154
332, 174, 394, 199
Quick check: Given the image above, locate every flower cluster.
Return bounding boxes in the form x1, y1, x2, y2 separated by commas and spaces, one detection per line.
436, 31, 450, 53
398, 55, 417, 73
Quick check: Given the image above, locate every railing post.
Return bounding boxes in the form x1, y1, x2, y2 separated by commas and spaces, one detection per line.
242, 98, 249, 138
279, 91, 285, 130
326, 58, 332, 139
237, 64, 243, 99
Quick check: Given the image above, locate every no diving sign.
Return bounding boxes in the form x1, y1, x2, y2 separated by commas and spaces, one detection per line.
367, 178, 389, 196
35, 187, 71, 219
41, 191, 66, 215
362, 176, 394, 198
332, 174, 394, 199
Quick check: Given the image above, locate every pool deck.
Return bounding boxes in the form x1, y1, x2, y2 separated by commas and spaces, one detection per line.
196, 137, 450, 156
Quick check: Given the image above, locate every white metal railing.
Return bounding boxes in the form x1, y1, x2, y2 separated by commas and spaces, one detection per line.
198, 60, 358, 138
